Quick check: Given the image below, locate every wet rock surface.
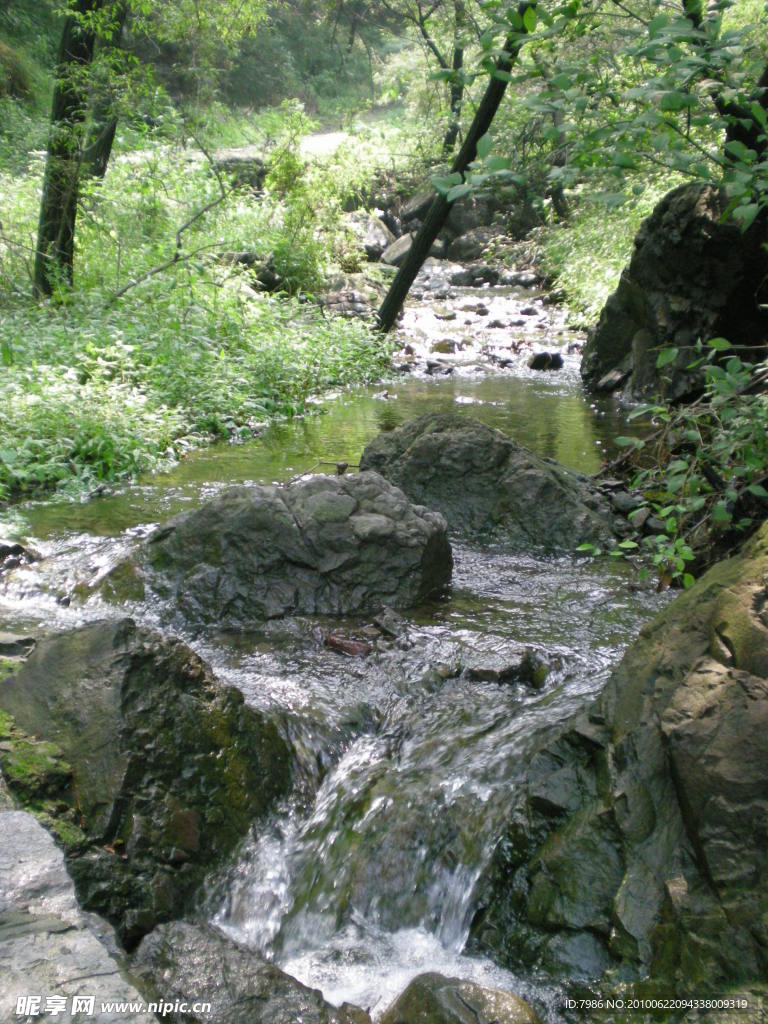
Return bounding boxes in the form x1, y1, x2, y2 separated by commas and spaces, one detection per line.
0, 620, 291, 946
380, 973, 540, 1024
0, 810, 150, 1022
360, 414, 618, 551
582, 183, 768, 399
470, 521, 768, 991
136, 472, 452, 627
131, 921, 369, 1024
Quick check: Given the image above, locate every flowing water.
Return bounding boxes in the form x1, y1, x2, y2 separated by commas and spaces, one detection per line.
0, 274, 665, 1019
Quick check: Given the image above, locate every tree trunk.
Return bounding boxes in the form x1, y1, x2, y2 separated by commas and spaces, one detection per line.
83, 111, 118, 180
34, 1, 102, 296
442, 0, 466, 153
83, 2, 127, 181
442, 42, 464, 153
378, 9, 532, 333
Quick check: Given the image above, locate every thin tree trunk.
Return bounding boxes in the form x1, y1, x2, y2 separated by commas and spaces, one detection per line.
83, 2, 127, 181
442, 42, 464, 152
443, 0, 466, 153
34, 1, 102, 296
378, 8, 533, 333
83, 112, 118, 179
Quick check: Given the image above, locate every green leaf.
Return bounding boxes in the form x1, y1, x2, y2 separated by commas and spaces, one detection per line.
619, 540, 639, 550
732, 203, 760, 230
656, 347, 679, 369
486, 155, 512, 172
432, 173, 462, 196
749, 101, 767, 129
523, 5, 538, 33
683, 573, 696, 589
725, 140, 757, 164
706, 336, 732, 351
659, 92, 695, 112
476, 133, 493, 160
747, 483, 768, 498
615, 436, 644, 448
446, 183, 472, 203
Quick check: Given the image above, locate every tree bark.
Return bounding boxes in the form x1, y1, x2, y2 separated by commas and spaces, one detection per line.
378, 7, 533, 333
442, 0, 466, 153
34, 1, 102, 296
83, 2, 128, 181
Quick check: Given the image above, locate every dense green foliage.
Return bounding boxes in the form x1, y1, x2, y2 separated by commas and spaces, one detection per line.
615, 344, 768, 584
0, 130, 392, 501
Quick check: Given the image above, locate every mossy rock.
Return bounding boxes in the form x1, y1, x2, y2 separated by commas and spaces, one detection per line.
0, 707, 87, 849
471, 522, 768, 991
380, 973, 540, 1024
0, 619, 294, 946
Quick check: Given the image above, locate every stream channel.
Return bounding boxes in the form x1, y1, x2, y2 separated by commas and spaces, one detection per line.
0, 265, 666, 1019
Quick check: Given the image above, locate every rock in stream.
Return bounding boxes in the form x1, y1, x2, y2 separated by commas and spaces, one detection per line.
360, 414, 619, 551
0, 619, 292, 946
0, 810, 148, 1022
131, 921, 370, 1024
123, 471, 452, 628
470, 520, 768, 994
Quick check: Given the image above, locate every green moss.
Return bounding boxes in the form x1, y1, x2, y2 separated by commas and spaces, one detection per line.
0, 706, 76, 808
0, 658, 17, 683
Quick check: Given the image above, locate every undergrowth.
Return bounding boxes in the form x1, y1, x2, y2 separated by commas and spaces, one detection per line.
537, 177, 681, 326
0, 127, 395, 504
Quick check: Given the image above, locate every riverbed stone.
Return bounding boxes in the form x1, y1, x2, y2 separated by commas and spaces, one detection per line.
131, 921, 370, 1024
469, 521, 768, 993
382, 234, 414, 267
0, 620, 292, 946
447, 226, 505, 262
346, 211, 396, 261
379, 973, 540, 1024
359, 414, 618, 551
0, 810, 150, 1023
135, 472, 452, 627
581, 183, 768, 399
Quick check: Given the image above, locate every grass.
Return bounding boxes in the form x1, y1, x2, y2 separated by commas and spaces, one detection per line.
0, 135, 394, 505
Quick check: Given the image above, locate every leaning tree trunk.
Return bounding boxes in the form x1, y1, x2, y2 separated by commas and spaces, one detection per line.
378, 9, 533, 333
34, 0, 102, 296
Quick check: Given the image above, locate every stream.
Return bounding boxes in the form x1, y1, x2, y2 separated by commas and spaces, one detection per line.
0, 267, 665, 1019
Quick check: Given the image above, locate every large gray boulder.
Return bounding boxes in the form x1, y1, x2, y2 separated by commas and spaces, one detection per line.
0, 620, 292, 946
582, 183, 768, 399
0, 810, 152, 1022
470, 522, 768, 993
380, 973, 539, 1024
135, 472, 452, 627
131, 921, 370, 1024
359, 414, 618, 551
